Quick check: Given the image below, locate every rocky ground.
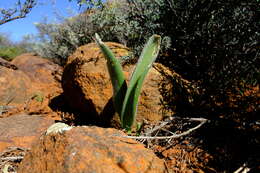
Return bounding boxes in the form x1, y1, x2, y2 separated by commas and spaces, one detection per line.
0, 43, 259, 173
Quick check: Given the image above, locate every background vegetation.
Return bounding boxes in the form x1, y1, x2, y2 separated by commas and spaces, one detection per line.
0, 34, 33, 61
1, 0, 258, 123
30, 0, 259, 123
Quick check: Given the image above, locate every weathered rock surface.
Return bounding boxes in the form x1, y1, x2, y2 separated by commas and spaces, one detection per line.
0, 114, 55, 152
8, 53, 63, 115
12, 53, 62, 84
62, 42, 169, 125
0, 57, 18, 70
18, 126, 166, 173
0, 66, 33, 107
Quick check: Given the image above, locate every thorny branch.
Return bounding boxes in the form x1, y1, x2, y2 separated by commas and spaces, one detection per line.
0, 0, 36, 25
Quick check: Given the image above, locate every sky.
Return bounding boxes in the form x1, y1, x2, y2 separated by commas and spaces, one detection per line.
0, 0, 82, 42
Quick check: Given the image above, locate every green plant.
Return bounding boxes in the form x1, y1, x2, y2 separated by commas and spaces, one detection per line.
32, 92, 44, 103
0, 46, 26, 61
121, 0, 259, 118
32, 1, 124, 66
95, 33, 161, 131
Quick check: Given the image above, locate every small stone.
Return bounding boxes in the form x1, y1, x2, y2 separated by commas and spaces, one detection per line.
45, 122, 73, 135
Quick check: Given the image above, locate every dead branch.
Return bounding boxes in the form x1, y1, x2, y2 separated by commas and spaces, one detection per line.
121, 117, 207, 140
0, 156, 24, 162
0, 0, 36, 25
234, 163, 251, 173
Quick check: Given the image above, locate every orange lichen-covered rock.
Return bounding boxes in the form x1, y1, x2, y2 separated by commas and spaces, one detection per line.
1, 55, 63, 115
0, 66, 33, 107
12, 53, 62, 84
62, 42, 129, 117
9, 53, 63, 115
62, 42, 169, 125
18, 126, 166, 173
0, 114, 55, 152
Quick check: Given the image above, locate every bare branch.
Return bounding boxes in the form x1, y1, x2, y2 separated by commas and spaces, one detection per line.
234, 163, 251, 173
118, 117, 208, 140
0, 0, 36, 25
0, 156, 24, 162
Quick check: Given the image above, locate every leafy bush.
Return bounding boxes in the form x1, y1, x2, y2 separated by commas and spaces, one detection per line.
0, 34, 30, 61
33, 1, 126, 65
0, 46, 26, 61
121, 0, 259, 116
33, 19, 90, 65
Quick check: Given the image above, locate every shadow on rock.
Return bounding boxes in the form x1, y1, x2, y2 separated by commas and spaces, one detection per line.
49, 93, 116, 127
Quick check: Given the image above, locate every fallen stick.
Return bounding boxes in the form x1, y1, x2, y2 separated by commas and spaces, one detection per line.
120, 117, 207, 140
0, 156, 24, 162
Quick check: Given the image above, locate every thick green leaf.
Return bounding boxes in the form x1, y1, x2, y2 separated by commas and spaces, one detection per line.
121, 35, 161, 130
94, 33, 127, 114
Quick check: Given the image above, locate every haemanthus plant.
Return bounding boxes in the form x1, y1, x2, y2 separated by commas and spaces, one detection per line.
95, 33, 161, 131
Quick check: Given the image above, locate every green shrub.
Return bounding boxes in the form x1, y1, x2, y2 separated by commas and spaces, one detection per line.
33, 1, 125, 65
0, 33, 31, 61
0, 46, 26, 61
33, 20, 91, 65
121, 0, 259, 116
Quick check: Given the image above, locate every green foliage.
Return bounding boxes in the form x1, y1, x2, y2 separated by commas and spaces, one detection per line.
34, 0, 259, 118
95, 34, 161, 131
0, 33, 31, 61
33, 20, 85, 65
32, 0, 142, 65
70, 0, 103, 8
32, 92, 44, 103
33, 6, 123, 65
95, 33, 127, 115
0, 46, 25, 61
120, 0, 259, 116
120, 34, 161, 131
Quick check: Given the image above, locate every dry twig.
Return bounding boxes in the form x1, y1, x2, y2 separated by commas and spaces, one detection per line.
0, 156, 24, 162
0, 0, 36, 25
234, 163, 251, 173
121, 117, 207, 140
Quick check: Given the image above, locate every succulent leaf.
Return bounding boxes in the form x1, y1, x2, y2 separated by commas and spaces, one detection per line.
94, 33, 127, 114
121, 35, 161, 130
95, 34, 161, 131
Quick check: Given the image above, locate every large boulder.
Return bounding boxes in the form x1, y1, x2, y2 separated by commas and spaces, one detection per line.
12, 53, 62, 84
18, 125, 166, 173
0, 114, 55, 152
10, 53, 63, 115
0, 55, 62, 116
0, 66, 33, 107
62, 42, 170, 126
